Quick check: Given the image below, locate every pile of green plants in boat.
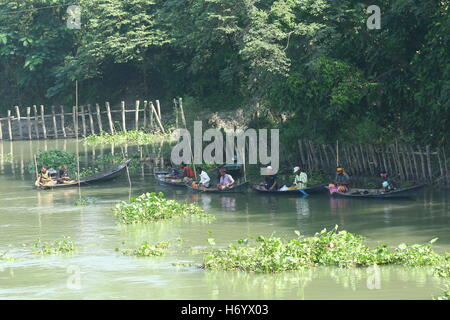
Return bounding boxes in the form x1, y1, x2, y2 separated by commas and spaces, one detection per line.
114, 192, 212, 224
28, 150, 136, 179
28, 150, 77, 175
203, 227, 449, 273
122, 241, 171, 257
84, 130, 173, 146
31, 237, 77, 255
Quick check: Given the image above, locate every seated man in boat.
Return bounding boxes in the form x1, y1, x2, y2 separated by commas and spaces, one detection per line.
217, 168, 235, 190
56, 165, 71, 184
181, 162, 195, 183
292, 166, 308, 189
35, 166, 54, 186
380, 171, 396, 192
335, 167, 350, 193
261, 166, 278, 191
164, 164, 181, 178
194, 167, 211, 189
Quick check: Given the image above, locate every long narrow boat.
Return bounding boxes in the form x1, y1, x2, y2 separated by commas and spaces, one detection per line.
37, 160, 131, 190
154, 173, 188, 187
329, 184, 425, 199
251, 183, 328, 195
187, 182, 250, 193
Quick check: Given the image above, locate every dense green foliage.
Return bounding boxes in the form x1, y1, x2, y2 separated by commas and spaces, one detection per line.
31, 237, 77, 255
28, 149, 76, 174
0, 1, 448, 146
122, 241, 171, 257
203, 227, 447, 272
114, 192, 211, 224
84, 130, 173, 146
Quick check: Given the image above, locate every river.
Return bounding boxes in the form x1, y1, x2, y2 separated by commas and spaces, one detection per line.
0, 139, 448, 299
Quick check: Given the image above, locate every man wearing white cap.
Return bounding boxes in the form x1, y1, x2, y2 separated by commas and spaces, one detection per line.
293, 166, 308, 189
263, 166, 278, 191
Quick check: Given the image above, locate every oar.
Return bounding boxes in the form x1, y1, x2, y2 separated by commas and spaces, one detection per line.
298, 189, 309, 196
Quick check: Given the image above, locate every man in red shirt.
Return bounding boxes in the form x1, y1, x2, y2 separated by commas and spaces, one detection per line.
181, 162, 195, 183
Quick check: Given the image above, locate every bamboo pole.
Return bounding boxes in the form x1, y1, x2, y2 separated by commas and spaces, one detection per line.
95, 103, 103, 133
51, 106, 58, 139
174, 98, 179, 129
7, 110, 13, 140
40, 105, 47, 139
121, 101, 126, 132
26, 107, 32, 140
87, 104, 95, 134
135, 100, 140, 129
15, 106, 23, 140
60, 106, 67, 138
80, 105, 87, 136
106, 102, 114, 134
426, 145, 433, 181
33, 105, 39, 139
150, 102, 165, 133
143, 100, 148, 129
0, 119, 3, 140
156, 100, 162, 121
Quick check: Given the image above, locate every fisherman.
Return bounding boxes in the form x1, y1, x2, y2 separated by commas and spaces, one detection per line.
262, 166, 278, 191
56, 165, 71, 184
334, 166, 350, 193
380, 171, 396, 192
196, 167, 211, 189
293, 166, 308, 189
217, 168, 235, 190
165, 164, 181, 178
181, 162, 195, 183
35, 166, 53, 186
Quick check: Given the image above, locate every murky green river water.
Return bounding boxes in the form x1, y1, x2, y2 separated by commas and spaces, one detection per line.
0, 140, 449, 299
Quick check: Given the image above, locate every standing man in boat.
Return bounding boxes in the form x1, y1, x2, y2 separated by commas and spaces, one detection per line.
335, 167, 351, 193
217, 168, 235, 190
196, 167, 211, 189
293, 167, 308, 189
181, 162, 195, 183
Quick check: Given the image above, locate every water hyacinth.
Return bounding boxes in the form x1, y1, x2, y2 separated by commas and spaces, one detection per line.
114, 192, 212, 224
84, 130, 173, 146
122, 241, 171, 257
203, 227, 449, 273
32, 237, 77, 255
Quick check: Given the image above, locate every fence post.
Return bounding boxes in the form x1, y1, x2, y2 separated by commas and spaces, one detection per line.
121, 101, 126, 132
87, 104, 95, 134
15, 106, 23, 140
143, 101, 148, 129
135, 100, 140, 129
26, 107, 32, 140
80, 105, 87, 136
60, 106, 67, 138
106, 102, 114, 134
7, 110, 13, 140
156, 100, 162, 120
40, 105, 47, 139
33, 105, 39, 139
95, 103, 103, 133
51, 106, 58, 139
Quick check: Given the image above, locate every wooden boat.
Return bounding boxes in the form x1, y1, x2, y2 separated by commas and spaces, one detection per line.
154, 173, 188, 187
187, 182, 249, 193
251, 183, 328, 195
329, 184, 425, 199
37, 160, 131, 190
